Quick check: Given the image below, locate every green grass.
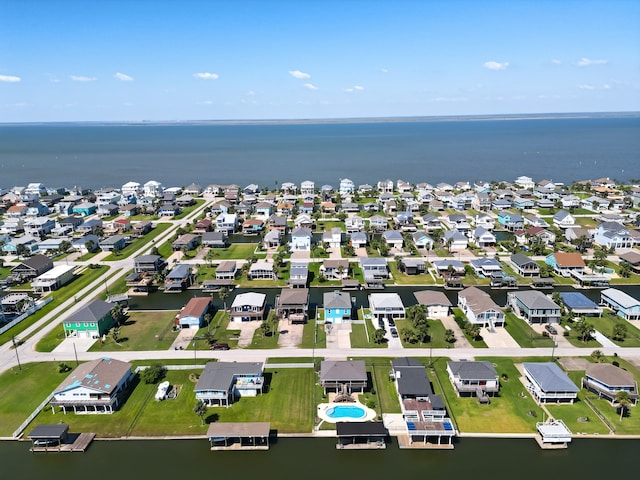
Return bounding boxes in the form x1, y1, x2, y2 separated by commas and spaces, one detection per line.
0, 266, 13, 279
561, 322, 603, 348
395, 318, 450, 348
366, 358, 402, 414
593, 313, 640, 347
246, 312, 280, 349
504, 313, 555, 348
301, 320, 327, 348
350, 313, 387, 348
316, 220, 345, 231
102, 223, 172, 260
388, 261, 435, 285
432, 357, 546, 433
171, 199, 205, 220
452, 308, 489, 348
2, 265, 109, 347
213, 243, 259, 260
88, 311, 180, 351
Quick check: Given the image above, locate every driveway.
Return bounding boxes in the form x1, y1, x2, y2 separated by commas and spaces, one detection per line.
480, 326, 520, 349
277, 320, 303, 347
232, 322, 261, 348
52, 336, 97, 355
325, 323, 352, 349
439, 315, 472, 349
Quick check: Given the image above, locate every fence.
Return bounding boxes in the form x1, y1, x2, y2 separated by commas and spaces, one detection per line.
0, 296, 54, 335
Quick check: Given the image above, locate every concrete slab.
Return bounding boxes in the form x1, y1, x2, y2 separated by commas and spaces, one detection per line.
481, 326, 520, 349
277, 319, 303, 347
52, 337, 97, 354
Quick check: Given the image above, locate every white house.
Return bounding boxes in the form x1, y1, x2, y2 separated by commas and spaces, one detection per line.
339, 178, 355, 195
290, 227, 312, 251
368, 293, 405, 321
143, 180, 164, 198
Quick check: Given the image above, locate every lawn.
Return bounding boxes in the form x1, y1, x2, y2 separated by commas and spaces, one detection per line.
350, 312, 387, 348
301, 320, 327, 348
214, 243, 260, 260
102, 223, 172, 260
561, 320, 603, 348
388, 262, 435, 285
88, 311, 179, 352
452, 308, 488, 348
246, 311, 281, 349
504, 312, 555, 348
365, 358, 402, 414
395, 318, 450, 349
593, 313, 640, 347
3, 265, 109, 347
432, 357, 546, 433
171, 199, 205, 220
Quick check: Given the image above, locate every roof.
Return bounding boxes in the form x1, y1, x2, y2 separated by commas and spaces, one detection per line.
206, 422, 270, 438
511, 252, 537, 267
586, 364, 636, 388
369, 293, 404, 310
64, 299, 113, 324
459, 287, 501, 314
179, 297, 211, 318
559, 292, 599, 309
216, 260, 237, 273
54, 358, 132, 395
15, 254, 52, 271
413, 290, 452, 307
391, 360, 433, 397
601, 288, 640, 309
447, 361, 498, 381
511, 290, 559, 310
195, 362, 264, 392
359, 257, 387, 267
523, 362, 579, 393
323, 290, 352, 309
320, 360, 367, 383
336, 422, 387, 437
28, 424, 69, 439
278, 288, 309, 305
553, 252, 586, 268
231, 292, 266, 308
135, 254, 162, 264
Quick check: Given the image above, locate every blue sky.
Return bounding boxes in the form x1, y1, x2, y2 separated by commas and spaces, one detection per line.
1, 0, 639, 121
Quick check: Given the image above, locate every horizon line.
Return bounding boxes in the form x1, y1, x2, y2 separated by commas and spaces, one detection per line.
1, 110, 639, 126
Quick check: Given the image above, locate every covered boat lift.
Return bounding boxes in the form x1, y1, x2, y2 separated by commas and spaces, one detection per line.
206, 422, 271, 450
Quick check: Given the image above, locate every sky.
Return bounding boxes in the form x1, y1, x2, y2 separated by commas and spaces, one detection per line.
1, 0, 639, 122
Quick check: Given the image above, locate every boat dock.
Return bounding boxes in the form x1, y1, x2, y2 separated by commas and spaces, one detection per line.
30, 433, 96, 453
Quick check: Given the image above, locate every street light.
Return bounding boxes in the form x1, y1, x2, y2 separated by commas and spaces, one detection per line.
551, 335, 557, 361
11, 335, 21, 371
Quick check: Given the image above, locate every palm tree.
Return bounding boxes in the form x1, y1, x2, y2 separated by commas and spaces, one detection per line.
193, 399, 208, 426
218, 287, 229, 312
445, 329, 456, 343
615, 391, 632, 421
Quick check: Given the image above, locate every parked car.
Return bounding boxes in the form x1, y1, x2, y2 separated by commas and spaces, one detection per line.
211, 343, 230, 350
544, 324, 557, 335
390, 327, 398, 338
387, 318, 396, 327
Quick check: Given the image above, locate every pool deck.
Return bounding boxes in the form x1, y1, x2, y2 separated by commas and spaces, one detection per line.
317, 402, 377, 423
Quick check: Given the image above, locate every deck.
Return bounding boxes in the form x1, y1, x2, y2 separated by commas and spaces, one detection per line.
30, 433, 96, 453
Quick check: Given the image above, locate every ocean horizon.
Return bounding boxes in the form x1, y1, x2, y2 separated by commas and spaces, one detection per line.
1, 113, 638, 189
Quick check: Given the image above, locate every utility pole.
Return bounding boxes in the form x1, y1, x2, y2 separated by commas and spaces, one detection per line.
11, 335, 21, 371
73, 342, 79, 366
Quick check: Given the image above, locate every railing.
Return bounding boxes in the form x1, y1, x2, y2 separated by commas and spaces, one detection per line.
13, 393, 53, 438
584, 396, 616, 434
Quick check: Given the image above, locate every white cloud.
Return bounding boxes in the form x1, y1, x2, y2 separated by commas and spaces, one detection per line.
0, 74, 22, 83
70, 75, 96, 82
602, 84, 611, 90
430, 96, 469, 102
247, 90, 256, 96
578, 84, 595, 90
483, 61, 509, 71
344, 85, 365, 93
303, 83, 318, 90
197, 100, 214, 105
193, 72, 219, 80
380, 68, 389, 73
114, 72, 134, 81
551, 59, 562, 65
577, 57, 608, 67
289, 70, 311, 79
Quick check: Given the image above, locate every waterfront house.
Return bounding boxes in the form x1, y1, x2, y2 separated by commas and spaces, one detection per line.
300, 180, 315, 196
360, 257, 388, 288
507, 290, 561, 324
164, 264, 193, 292
134, 254, 165, 273
215, 213, 238, 234
50, 358, 134, 414
10, 254, 53, 280
558, 292, 602, 316
322, 228, 342, 249
469, 257, 502, 277
248, 261, 276, 280
413, 290, 452, 317
262, 229, 281, 249
368, 293, 405, 321
202, 231, 227, 248
99, 234, 127, 252
443, 230, 468, 251
553, 210, 577, 229
510, 253, 540, 277
275, 288, 309, 323
382, 230, 404, 249
619, 251, 640, 274
269, 214, 288, 232
399, 257, 426, 275
144, 180, 164, 197
431, 259, 466, 277
242, 218, 265, 235
523, 362, 579, 404
177, 297, 212, 329
339, 178, 355, 195
172, 234, 200, 252
593, 222, 634, 251
497, 211, 523, 231
560, 195, 581, 210
470, 227, 497, 248
193, 218, 212, 233
600, 288, 640, 320
412, 230, 434, 250
546, 252, 586, 277
458, 286, 504, 328
319, 360, 367, 393
215, 261, 237, 281
323, 290, 352, 324
62, 299, 116, 339
446, 361, 500, 398
32, 265, 76, 293
473, 213, 495, 230
582, 364, 638, 406
229, 292, 267, 322
195, 361, 264, 407
290, 227, 312, 251
320, 259, 350, 280
288, 262, 309, 288
349, 231, 367, 248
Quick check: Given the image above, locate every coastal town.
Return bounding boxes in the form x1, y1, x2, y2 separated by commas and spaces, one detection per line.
1, 174, 640, 451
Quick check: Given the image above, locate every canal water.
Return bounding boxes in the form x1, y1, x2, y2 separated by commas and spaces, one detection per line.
2, 437, 638, 479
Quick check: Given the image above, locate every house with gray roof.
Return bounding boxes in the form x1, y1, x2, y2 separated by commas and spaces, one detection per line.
469, 257, 502, 277
458, 286, 504, 328
230, 292, 266, 322
523, 362, 579, 404
50, 357, 134, 414
323, 290, 352, 324
319, 360, 367, 393
62, 299, 116, 339
275, 287, 309, 323
582, 363, 638, 406
507, 290, 561, 324
413, 290, 452, 317
368, 293, 405, 321
10, 254, 53, 280
600, 288, 640, 320
195, 362, 264, 407
447, 361, 500, 398
510, 253, 540, 277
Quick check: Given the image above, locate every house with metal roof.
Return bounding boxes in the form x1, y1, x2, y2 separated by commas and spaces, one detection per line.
510, 253, 540, 277
230, 292, 267, 322
447, 361, 499, 399
62, 299, 116, 339
319, 360, 367, 393
323, 290, 352, 324
195, 362, 264, 407
49, 357, 134, 414
10, 254, 53, 280
507, 290, 561, 324
600, 288, 640, 320
368, 293, 405, 321
177, 297, 212, 329
469, 257, 502, 277
32, 265, 76, 293
558, 292, 602, 316
582, 363, 638, 406
523, 362, 579, 404
164, 264, 193, 292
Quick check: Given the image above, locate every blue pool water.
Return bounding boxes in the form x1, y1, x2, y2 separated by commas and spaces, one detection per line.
326, 405, 366, 419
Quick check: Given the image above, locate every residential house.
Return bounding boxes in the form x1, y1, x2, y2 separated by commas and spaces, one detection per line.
546, 252, 586, 277
121, 181, 142, 198
229, 292, 267, 322
99, 235, 127, 252
164, 264, 193, 292
619, 250, 640, 274
553, 210, 577, 229
215, 213, 238, 234
119, 204, 139, 218
72, 202, 97, 217
144, 180, 164, 197
524, 226, 556, 247
202, 231, 227, 248
345, 216, 365, 233
177, 297, 212, 329
262, 229, 281, 249
443, 230, 468, 251
411, 230, 434, 250
97, 203, 119, 217
134, 254, 166, 274
510, 253, 540, 277
593, 222, 634, 250
377, 179, 394, 193
399, 258, 426, 275
473, 213, 495, 230
581, 196, 608, 212
446, 361, 499, 398
582, 363, 638, 406
349, 232, 368, 248
77, 219, 103, 235
323, 290, 352, 324
524, 214, 548, 228
132, 220, 153, 236
339, 178, 355, 195
320, 360, 367, 393
560, 195, 581, 210
62, 299, 116, 339
382, 230, 404, 249
458, 286, 504, 328
320, 259, 350, 280
290, 227, 312, 251
368, 293, 405, 321
322, 228, 342, 249
72, 234, 100, 254
242, 218, 265, 235
497, 212, 523, 231
288, 262, 309, 288
248, 261, 276, 280
193, 218, 212, 234
24, 217, 55, 238
446, 214, 471, 233
195, 362, 264, 407
600, 288, 640, 320
558, 292, 602, 316
360, 257, 388, 288
431, 259, 466, 278
32, 265, 76, 293
469, 257, 502, 277
215, 261, 237, 281
49, 358, 134, 414
413, 290, 452, 317
2, 234, 39, 254
268, 215, 288, 233
507, 290, 561, 324
275, 287, 309, 323
523, 362, 579, 404
470, 227, 496, 248
300, 180, 315, 196
369, 215, 388, 232
10, 254, 53, 280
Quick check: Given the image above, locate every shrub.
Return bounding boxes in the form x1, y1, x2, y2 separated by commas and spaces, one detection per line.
140, 363, 167, 384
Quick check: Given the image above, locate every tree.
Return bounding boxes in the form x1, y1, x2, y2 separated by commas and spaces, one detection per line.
141, 363, 166, 384
86, 239, 96, 253
57, 362, 72, 373
465, 323, 481, 341
618, 262, 632, 278
593, 247, 608, 268
539, 263, 554, 278
615, 391, 632, 421
260, 321, 270, 338
612, 323, 627, 342
16, 243, 30, 258
573, 318, 595, 342
110, 304, 124, 325
194, 399, 208, 426
111, 325, 121, 344
218, 286, 230, 312
373, 328, 387, 344
590, 349, 604, 363
59, 240, 72, 253
444, 329, 456, 344
204, 249, 218, 266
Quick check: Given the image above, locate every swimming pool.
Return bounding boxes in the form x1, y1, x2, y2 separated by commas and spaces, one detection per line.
326, 405, 366, 420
